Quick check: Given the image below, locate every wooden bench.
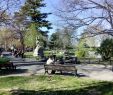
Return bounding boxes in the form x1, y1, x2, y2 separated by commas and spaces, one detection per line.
0, 62, 16, 70
44, 64, 77, 76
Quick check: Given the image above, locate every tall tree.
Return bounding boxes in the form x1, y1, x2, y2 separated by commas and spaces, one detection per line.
12, 10, 28, 53
21, 0, 51, 47
49, 31, 63, 49
61, 27, 74, 49
11, 0, 51, 53
49, 27, 75, 50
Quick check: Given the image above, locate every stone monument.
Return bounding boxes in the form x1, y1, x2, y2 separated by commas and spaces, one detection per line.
33, 37, 44, 58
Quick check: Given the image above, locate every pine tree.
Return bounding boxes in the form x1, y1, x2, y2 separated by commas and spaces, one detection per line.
21, 0, 51, 36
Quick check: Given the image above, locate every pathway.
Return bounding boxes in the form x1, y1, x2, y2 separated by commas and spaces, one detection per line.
1, 57, 113, 81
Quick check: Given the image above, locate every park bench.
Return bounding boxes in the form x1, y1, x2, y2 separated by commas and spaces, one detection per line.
44, 64, 77, 76
0, 62, 16, 70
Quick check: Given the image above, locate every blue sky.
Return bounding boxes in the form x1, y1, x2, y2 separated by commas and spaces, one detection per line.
42, 0, 85, 37
42, 0, 60, 35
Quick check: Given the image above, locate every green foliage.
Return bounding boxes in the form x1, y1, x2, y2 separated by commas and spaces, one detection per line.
24, 52, 33, 58
24, 24, 38, 47
21, 0, 51, 32
0, 57, 10, 64
97, 38, 113, 61
75, 38, 89, 58
44, 50, 53, 58
49, 27, 74, 50
21, 0, 51, 48
76, 49, 86, 58
49, 32, 63, 49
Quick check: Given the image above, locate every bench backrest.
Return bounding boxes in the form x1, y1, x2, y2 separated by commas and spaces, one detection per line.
44, 64, 77, 71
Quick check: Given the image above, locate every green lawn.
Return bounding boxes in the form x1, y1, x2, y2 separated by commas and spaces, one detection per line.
24, 52, 33, 58
0, 75, 113, 95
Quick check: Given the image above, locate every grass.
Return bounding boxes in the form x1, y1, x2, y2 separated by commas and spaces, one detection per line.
24, 52, 33, 58
0, 75, 113, 95
24, 49, 75, 59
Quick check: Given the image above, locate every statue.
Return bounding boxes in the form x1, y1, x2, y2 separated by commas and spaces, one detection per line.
33, 36, 44, 58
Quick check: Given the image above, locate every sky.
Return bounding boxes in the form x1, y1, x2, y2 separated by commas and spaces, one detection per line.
42, 0, 61, 35
42, 0, 87, 37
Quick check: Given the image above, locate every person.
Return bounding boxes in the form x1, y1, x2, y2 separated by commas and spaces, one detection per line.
53, 55, 56, 62
21, 50, 24, 58
46, 55, 56, 74
46, 56, 54, 65
14, 49, 18, 57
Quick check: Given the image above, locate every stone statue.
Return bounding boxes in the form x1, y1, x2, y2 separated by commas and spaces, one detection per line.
33, 36, 44, 58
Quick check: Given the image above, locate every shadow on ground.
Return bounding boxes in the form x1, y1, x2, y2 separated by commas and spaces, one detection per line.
10, 81, 113, 95
0, 69, 28, 76
12, 61, 45, 67
46, 71, 88, 78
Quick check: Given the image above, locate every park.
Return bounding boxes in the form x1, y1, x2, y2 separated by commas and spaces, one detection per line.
0, 0, 113, 95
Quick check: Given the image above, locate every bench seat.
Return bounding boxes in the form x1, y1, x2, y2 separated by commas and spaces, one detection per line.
44, 64, 77, 76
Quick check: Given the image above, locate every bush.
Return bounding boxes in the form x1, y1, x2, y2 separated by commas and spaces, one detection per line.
0, 57, 10, 64
44, 51, 53, 58
75, 49, 88, 58
24, 52, 33, 58
97, 38, 113, 61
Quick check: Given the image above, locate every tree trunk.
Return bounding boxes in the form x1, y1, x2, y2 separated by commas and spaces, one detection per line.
19, 32, 25, 58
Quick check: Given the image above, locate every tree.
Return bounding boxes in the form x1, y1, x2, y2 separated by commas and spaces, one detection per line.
0, 0, 23, 24
49, 32, 63, 49
60, 27, 74, 49
0, 28, 20, 50
97, 38, 113, 61
57, 0, 113, 36
49, 27, 75, 50
8, 0, 52, 53
24, 24, 38, 48
21, 0, 51, 47
9, 9, 28, 54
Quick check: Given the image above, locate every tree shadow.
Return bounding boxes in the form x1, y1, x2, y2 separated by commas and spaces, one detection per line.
0, 69, 28, 76
14, 61, 45, 66
49, 72, 88, 78
10, 81, 113, 95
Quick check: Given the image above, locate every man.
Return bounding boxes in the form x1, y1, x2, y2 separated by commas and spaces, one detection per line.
46, 56, 54, 65
46, 55, 56, 74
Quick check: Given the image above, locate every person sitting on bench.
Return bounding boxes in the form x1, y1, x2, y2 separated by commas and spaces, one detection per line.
46, 56, 54, 65
46, 55, 55, 74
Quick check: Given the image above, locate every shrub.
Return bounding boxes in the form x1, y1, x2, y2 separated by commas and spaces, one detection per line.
44, 51, 53, 58
0, 57, 10, 64
75, 49, 89, 58
97, 38, 113, 61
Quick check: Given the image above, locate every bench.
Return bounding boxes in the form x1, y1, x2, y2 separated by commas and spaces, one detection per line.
44, 64, 77, 76
0, 62, 16, 70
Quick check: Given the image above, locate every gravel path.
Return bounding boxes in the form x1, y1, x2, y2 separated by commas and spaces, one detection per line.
77, 64, 113, 81
1, 58, 113, 81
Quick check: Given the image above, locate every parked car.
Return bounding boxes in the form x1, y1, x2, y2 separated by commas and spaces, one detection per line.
1, 52, 13, 59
